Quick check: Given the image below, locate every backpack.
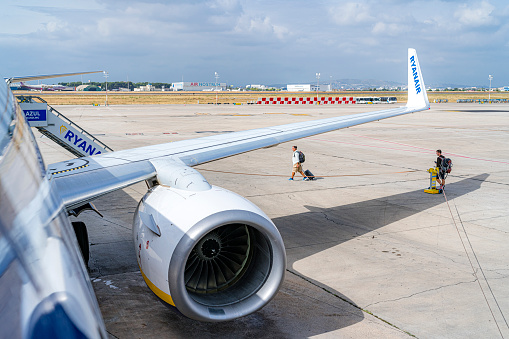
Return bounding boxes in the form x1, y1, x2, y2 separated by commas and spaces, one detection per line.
298, 151, 305, 163
441, 157, 452, 173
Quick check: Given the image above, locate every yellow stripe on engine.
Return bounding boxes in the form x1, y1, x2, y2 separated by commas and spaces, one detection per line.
139, 266, 175, 306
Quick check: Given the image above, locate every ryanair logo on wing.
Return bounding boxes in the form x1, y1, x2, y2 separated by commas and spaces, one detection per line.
409, 56, 421, 95
59, 125, 102, 156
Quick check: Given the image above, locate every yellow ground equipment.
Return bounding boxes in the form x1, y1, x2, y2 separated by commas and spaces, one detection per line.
424, 167, 442, 194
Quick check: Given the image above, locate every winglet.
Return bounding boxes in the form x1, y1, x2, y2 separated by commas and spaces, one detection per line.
406, 48, 429, 109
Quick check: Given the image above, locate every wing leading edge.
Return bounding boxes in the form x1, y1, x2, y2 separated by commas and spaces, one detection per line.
5, 71, 103, 85
51, 48, 429, 210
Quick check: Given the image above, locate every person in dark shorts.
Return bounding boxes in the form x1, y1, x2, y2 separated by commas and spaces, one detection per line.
435, 149, 446, 189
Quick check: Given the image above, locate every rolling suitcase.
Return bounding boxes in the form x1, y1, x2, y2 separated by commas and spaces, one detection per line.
304, 169, 316, 180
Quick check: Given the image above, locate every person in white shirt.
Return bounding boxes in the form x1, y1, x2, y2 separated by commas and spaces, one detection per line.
289, 146, 309, 181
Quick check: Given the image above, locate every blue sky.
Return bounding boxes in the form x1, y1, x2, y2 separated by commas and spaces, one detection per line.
1, 0, 508, 87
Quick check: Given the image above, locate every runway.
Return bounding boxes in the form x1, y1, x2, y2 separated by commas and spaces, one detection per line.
36, 102, 509, 338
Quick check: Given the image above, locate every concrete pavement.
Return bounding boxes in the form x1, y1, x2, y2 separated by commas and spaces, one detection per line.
36, 102, 509, 338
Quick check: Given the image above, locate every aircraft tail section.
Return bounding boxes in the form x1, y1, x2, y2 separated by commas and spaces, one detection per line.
406, 48, 429, 109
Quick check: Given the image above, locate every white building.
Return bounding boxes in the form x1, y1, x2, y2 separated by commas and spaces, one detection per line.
171, 82, 226, 91
287, 84, 331, 92
246, 84, 267, 90
134, 84, 156, 91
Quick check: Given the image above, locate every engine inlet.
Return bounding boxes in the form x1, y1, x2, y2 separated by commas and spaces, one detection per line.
185, 224, 252, 294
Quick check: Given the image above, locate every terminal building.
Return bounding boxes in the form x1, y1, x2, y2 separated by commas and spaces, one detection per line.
287, 84, 331, 92
170, 82, 226, 91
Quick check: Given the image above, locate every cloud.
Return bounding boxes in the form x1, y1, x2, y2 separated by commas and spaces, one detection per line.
234, 14, 289, 40
454, 1, 497, 27
372, 22, 404, 36
45, 21, 66, 33
329, 2, 373, 26
208, 0, 242, 13
1, 0, 509, 86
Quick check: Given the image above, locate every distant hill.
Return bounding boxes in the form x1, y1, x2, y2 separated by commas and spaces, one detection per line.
333, 79, 403, 90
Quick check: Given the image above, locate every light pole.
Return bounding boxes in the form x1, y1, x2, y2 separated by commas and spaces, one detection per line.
316, 72, 320, 104
330, 75, 332, 92
215, 72, 219, 105
488, 74, 493, 102
103, 71, 109, 106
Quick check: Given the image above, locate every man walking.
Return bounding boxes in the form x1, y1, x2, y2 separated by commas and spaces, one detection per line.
289, 146, 309, 181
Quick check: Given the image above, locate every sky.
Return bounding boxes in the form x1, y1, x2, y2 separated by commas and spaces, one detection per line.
1, 0, 508, 87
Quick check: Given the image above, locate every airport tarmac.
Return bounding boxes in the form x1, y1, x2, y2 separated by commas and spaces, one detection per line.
35, 102, 509, 338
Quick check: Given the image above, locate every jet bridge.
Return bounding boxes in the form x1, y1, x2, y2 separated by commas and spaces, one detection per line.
17, 96, 113, 158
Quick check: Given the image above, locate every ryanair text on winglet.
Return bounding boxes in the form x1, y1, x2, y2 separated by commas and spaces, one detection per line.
61, 127, 102, 156
410, 55, 421, 95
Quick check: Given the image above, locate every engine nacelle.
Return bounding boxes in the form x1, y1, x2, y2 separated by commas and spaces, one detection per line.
133, 184, 286, 322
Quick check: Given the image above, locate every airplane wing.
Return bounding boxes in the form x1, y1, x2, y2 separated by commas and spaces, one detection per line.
41, 48, 429, 322
51, 105, 423, 209
50, 48, 429, 211
5, 71, 103, 85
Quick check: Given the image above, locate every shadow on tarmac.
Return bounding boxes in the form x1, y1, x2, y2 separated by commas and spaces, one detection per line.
271, 173, 488, 334
86, 174, 488, 338
278, 174, 489, 264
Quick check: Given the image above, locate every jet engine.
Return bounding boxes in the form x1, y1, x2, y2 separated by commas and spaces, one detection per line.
133, 184, 286, 322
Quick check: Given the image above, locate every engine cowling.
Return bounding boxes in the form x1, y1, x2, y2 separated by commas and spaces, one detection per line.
133, 184, 286, 322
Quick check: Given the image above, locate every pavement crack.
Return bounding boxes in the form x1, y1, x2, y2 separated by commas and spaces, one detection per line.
319, 211, 381, 236
470, 222, 509, 235
286, 269, 417, 338
285, 239, 349, 250
91, 270, 141, 280
364, 278, 477, 309
320, 211, 345, 226
87, 213, 132, 231
107, 330, 120, 339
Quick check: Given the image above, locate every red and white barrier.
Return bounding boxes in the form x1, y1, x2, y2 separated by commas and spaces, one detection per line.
256, 97, 356, 105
